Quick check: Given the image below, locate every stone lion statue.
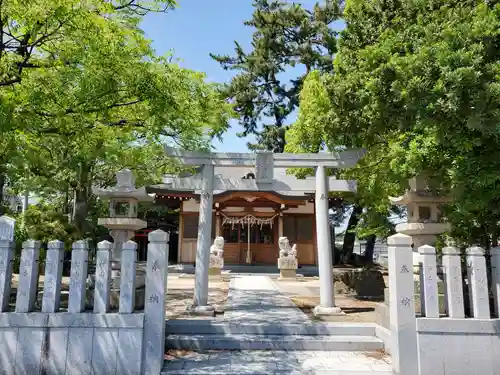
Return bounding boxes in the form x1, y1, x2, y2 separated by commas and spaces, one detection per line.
210, 236, 224, 258
278, 237, 297, 258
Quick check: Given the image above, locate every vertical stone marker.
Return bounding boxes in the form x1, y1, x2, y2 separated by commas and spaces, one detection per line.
42, 240, 65, 312
466, 246, 489, 318
442, 244, 465, 318
15, 240, 41, 313
0, 215, 15, 311
143, 229, 169, 375
387, 233, 418, 375
120, 240, 137, 313
419, 245, 439, 318
94, 240, 112, 313
68, 240, 89, 313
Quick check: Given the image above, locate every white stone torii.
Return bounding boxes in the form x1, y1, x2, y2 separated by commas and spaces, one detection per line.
165, 146, 363, 316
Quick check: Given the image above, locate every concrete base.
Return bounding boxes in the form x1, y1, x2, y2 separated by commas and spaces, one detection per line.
187, 305, 216, 317
313, 305, 345, 316
278, 269, 297, 279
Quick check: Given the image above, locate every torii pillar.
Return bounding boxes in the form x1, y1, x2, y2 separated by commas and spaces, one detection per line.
165, 147, 363, 315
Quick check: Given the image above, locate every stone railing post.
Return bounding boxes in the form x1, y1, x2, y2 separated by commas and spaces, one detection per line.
418, 245, 439, 318
94, 240, 112, 313
466, 246, 489, 318
68, 240, 89, 313
15, 240, 41, 313
0, 238, 14, 312
490, 247, 500, 317
120, 240, 137, 313
387, 233, 418, 375
442, 245, 465, 318
142, 230, 169, 375
42, 240, 65, 313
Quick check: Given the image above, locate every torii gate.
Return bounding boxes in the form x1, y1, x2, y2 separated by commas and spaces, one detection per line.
165, 146, 364, 316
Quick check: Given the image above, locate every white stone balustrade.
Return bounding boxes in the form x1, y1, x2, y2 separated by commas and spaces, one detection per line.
16, 240, 41, 313
0, 238, 13, 312
0, 232, 170, 374
94, 240, 112, 313
68, 240, 89, 313
490, 247, 500, 317
418, 245, 439, 318
466, 246, 490, 318
42, 240, 65, 313
442, 245, 465, 318
120, 240, 137, 313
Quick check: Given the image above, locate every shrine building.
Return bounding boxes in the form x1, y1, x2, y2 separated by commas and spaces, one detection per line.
147, 150, 357, 266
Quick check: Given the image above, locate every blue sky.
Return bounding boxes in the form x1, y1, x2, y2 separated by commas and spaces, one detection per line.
141, 0, 340, 152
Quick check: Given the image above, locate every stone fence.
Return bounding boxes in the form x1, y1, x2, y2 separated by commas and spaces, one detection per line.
0, 230, 169, 375
388, 233, 500, 375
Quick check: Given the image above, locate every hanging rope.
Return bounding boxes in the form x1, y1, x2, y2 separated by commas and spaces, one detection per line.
219, 212, 279, 229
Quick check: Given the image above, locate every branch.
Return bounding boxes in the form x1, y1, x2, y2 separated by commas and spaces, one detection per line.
30, 99, 144, 118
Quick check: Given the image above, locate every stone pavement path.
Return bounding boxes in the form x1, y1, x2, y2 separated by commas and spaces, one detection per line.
220, 275, 310, 324
162, 350, 393, 374
163, 275, 393, 374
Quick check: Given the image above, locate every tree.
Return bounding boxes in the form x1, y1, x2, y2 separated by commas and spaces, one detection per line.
0, 1, 230, 223
287, 0, 500, 248
211, 0, 341, 152
0, 0, 233, 236
0, 0, 179, 210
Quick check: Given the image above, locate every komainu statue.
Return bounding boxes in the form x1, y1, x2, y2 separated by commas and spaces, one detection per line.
277, 236, 298, 279
210, 236, 224, 258
209, 236, 224, 275
278, 237, 297, 258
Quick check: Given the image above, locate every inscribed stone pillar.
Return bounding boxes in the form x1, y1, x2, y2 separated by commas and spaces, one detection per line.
387, 233, 418, 375
466, 246, 489, 318
68, 240, 89, 313
442, 245, 465, 318
313, 165, 342, 316
418, 245, 439, 318
120, 240, 137, 313
143, 230, 169, 375
490, 247, 500, 317
94, 240, 112, 313
42, 240, 65, 313
0, 239, 14, 312
192, 164, 214, 310
15, 240, 41, 313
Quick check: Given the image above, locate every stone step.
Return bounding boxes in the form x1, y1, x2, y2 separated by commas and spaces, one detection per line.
165, 334, 384, 351
165, 320, 377, 336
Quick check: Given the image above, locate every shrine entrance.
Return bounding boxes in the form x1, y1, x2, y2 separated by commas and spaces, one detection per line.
221, 218, 277, 264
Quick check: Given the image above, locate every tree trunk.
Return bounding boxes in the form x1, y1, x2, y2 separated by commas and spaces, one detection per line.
0, 170, 5, 216
342, 204, 363, 263
73, 164, 91, 236
362, 235, 376, 265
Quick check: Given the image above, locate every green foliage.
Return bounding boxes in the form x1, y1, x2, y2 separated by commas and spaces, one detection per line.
211, 0, 341, 151
0, 0, 233, 237
287, 0, 500, 246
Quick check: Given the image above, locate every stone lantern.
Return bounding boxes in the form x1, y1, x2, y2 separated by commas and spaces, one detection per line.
93, 169, 154, 307
390, 174, 450, 268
